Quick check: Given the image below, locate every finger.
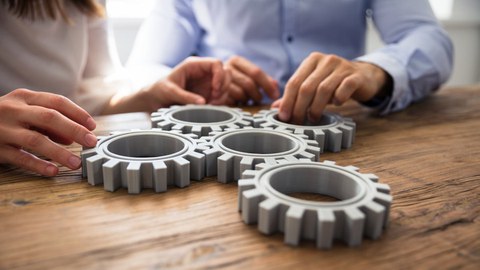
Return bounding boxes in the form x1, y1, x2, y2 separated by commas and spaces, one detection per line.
227, 83, 249, 104
230, 68, 263, 103
19, 105, 97, 148
208, 60, 226, 97
19, 89, 96, 131
161, 81, 206, 105
271, 98, 283, 108
334, 74, 361, 105
30, 127, 73, 145
231, 56, 280, 99
0, 145, 59, 177
308, 74, 345, 122
279, 56, 319, 122
4, 129, 82, 171
291, 65, 333, 124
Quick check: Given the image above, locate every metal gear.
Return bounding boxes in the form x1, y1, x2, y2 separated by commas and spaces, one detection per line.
151, 105, 253, 137
199, 127, 321, 183
238, 160, 392, 249
253, 109, 356, 153
81, 129, 205, 194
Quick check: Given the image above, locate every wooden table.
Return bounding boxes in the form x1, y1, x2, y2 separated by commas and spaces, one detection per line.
1, 85, 479, 269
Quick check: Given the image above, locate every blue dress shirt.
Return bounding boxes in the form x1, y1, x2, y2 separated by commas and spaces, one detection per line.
127, 0, 453, 114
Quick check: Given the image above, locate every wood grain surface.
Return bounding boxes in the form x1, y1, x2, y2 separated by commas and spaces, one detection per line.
1, 85, 479, 270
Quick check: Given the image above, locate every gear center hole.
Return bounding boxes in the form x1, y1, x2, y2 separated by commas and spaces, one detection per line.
172, 109, 234, 123
222, 132, 296, 154
269, 167, 361, 202
107, 134, 185, 158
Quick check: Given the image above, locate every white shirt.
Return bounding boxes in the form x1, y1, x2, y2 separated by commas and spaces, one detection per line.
0, 1, 126, 115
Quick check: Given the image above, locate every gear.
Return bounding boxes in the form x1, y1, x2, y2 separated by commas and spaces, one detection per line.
238, 160, 392, 249
199, 127, 320, 183
253, 109, 356, 152
81, 129, 205, 194
151, 105, 253, 137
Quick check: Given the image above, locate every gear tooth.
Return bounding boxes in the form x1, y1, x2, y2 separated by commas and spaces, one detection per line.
208, 131, 222, 137
258, 199, 280, 234
86, 155, 104, 185
294, 129, 307, 137
241, 169, 257, 179
364, 173, 379, 183
102, 159, 121, 192
325, 127, 343, 152
306, 145, 321, 161
168, 129, 182, 134
298, 158, 312, 162
373, 193, 393, 227
374, 182, 391, 194
253, 119, 265, 128
322, 160, 336, 166
274, 125, 287, 131
238, 120, 251, 127
241, 189, 264, 224
276, 159, 289, 164
284, 206, 305, 246
316, 210, 335, 249
284, 156, 299, 162
191, 125, 202, 137
186, 151, 205, 180
345, 165, 359, 172
360, 201, 386, 240
264, 157, 278, 166
226, 123, 237, 130
211, 125, 222, 133
312, 129, 326, 153
81, 148, 97, 178
184, 133, 198, 139
217, 153, 234, 183
339, 125, 355, 149
238, 179, 256, 211
306, 139, 319, 146
239, 157, 255, 179
173, 157, 190, 188
298, 151, 316, 161
156, 121, 173, 130
343, 208, 365, 247
152, 161, 167, 193
196, 144, 210, 152
255, 163, 267, 170
172, 124, 185, 132
126, 162, 142, 194
203, 148, 220, 177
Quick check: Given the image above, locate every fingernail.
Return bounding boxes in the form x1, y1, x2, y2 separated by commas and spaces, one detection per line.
86, 117, 96, 130
196, 98, 206, 104
68, 156, 81, 169
85, 133, 97, 147
45, 165, 58, 176
279, 110, 289, 122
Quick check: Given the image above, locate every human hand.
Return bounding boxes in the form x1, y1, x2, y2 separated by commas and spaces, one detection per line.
223, 55, 280, 105
142, 56, 232, 111
277, 52, 389, 124
0, 89, 97, 176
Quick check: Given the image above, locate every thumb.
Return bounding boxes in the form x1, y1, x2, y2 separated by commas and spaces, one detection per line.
164, 80, 206, 105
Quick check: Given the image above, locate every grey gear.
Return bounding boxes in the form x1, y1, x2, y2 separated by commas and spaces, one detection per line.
199, 127, 321, 183
81, 129, 205, 194
253, 109, 355, 152
238, 160, 392, 249
151, 104, 253, 137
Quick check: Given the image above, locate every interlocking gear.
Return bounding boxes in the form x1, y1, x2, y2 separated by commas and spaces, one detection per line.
199, 127, 321, 183
253, 109, 355, 152
151, 104, 253, 137
81, 129, 205, 194
238, 160, 392, 249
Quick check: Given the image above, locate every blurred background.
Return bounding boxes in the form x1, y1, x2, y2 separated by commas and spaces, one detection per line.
107, 0, 480, 86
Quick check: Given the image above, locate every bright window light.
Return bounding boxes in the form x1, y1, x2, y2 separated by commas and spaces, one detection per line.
429, 0, 454, 20
106, 0, 156, 18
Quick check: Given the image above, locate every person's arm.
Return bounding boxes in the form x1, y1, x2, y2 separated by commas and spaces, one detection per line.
0, 89, 97, 176
277, 0, 453, 123
356, 0, 453, 114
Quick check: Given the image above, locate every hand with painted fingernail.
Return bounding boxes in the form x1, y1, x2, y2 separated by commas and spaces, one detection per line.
0, 88, 97, 176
